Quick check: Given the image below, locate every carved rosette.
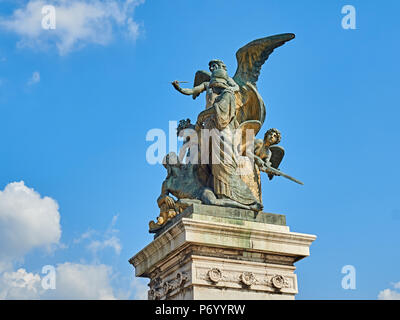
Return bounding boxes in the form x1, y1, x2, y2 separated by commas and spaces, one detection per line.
270, 274, 289, 289
207, 268, 222, 283
240, 272, 256, 287
197, 267, 293, 293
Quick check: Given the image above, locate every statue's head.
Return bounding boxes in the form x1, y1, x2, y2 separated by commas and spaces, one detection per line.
264, 128, 281, 146
209, 59, 227, 72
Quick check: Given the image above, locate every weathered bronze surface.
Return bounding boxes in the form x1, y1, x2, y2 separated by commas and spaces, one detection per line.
149, 33, 302, 232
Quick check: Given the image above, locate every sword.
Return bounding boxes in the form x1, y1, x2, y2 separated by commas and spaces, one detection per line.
261, 165, 304, 185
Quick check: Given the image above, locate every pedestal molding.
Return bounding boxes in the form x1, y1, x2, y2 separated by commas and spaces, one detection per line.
129, 205, 316, 300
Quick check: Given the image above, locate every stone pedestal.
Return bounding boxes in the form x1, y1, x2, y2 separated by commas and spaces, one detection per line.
129, 204, 316, 300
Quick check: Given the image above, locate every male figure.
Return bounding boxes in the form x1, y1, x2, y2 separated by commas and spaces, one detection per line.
254, 128, 282, 170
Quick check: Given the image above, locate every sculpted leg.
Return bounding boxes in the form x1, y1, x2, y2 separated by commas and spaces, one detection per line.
200, 188, 262, 211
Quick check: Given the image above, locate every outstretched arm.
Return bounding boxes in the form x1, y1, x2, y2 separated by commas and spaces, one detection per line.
172, 80, 207, 99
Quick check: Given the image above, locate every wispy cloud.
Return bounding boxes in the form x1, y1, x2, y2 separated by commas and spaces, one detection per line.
73, 229, 96, 244
0, 0, 144, 55
74, 214, 122, 257
87, 236, 122, 256
27, 71, 40, 85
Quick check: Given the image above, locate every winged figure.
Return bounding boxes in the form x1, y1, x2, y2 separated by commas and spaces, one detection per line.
149, 34, 302, 230
154, 33, 301, 229
253, 128, 284, 179
172, 33, 295, 136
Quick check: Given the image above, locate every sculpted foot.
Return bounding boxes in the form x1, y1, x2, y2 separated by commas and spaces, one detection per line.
249, 202, 263, 212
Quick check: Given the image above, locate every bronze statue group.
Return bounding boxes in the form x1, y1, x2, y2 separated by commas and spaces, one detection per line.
150, 34, 303, 232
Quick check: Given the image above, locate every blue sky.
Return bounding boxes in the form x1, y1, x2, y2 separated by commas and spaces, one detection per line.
0, 0, 399, 299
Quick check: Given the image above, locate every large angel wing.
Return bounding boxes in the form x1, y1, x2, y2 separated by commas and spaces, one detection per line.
236, 120, 262, 156
268, 145, 285, 180
235, 83, 266, 127
233, 33, 295, 87
192, 70, 211, 99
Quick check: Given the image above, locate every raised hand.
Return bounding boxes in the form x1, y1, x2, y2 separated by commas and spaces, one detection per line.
171, 80, 181, 91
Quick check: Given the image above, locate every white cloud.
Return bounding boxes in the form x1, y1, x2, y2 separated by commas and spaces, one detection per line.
378, 288, 400, 300
28, 71, 40, 85
0, 263, 119, 300
0, 262, 150, 300
0, 182, 143, 300
0, 181, 61, 264
0, 0, 144, 55
130, 277, 148, 300
44, 263, 116, 299
0, 268, 42, 300
378, 282, 400, 300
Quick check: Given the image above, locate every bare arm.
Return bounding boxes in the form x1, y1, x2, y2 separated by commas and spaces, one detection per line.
254, 155, 266, 169
172, 81, 207, 99
255, 152, 274, 174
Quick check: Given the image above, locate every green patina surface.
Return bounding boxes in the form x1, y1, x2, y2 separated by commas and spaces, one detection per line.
153, 203, 286, 239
